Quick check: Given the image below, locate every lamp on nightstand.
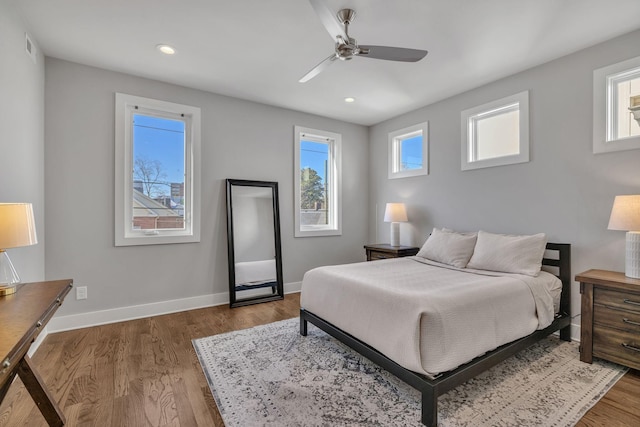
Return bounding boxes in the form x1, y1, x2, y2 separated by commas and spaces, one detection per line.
608, 195, 640, 279
0, 203, 38, 295
384, 203, 408, 247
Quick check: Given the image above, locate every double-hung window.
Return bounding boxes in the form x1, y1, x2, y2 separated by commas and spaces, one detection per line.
115, 93, 201, 246
294, 126, 342, 237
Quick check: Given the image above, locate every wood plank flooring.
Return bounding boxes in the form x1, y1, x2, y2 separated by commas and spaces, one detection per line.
0, 292, 638, 426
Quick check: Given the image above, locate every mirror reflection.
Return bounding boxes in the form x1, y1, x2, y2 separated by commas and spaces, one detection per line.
226, 179, 283, 307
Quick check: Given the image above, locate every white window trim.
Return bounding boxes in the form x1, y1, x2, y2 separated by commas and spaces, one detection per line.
593, 55, 640, 154
461, 90, 529, 171
115, 93, 201, 246
388, 121, 429, 179
294, 125, 342, 237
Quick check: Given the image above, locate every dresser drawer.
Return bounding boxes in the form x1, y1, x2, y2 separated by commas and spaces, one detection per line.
369, 251, 394, 260
594, 287, 640, 313
594, 304, 640, 333
593, 326, 640, 370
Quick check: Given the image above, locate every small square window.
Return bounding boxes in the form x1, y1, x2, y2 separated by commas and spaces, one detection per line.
461, 91, 529, 171
388, 122, 429, 179
593, 55, 640, 154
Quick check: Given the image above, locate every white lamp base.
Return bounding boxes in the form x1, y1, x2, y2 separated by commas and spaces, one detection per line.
626, 231, 640, 279
390, 222, 400, 247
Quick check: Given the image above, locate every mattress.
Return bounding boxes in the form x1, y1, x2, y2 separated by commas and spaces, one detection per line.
235, 259, 276, 286
300, 256, 561, 378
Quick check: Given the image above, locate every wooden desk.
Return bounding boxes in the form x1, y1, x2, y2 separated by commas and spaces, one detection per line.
0, 279, 73, 426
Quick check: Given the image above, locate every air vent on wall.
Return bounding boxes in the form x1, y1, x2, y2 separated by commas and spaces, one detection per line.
25, 33, 36, 63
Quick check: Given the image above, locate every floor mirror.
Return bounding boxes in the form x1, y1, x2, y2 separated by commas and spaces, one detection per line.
226, 179, 284, 307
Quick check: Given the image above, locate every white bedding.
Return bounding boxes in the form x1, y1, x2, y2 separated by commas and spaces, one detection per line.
235, 259, 276, 286
300, 256, 561, 378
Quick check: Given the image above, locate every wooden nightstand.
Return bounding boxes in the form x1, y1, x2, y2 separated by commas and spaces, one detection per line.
577, 269, 640, 370
364, 244, 420, 261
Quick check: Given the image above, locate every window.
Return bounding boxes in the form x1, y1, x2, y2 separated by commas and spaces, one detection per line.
593, 55, 640, 153
294, 126, 342, 237
115, 93, 201, 246
388, 122, 429, 179
461, 91, 529, 171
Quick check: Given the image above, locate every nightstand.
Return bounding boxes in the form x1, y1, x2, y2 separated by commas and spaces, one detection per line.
577, 269, 640, 370
364, 244, 420, 261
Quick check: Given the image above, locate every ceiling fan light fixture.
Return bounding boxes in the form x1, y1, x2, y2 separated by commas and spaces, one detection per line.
344, 97, 355, 103
156, 44, 176, 55
300, 3, 428, 83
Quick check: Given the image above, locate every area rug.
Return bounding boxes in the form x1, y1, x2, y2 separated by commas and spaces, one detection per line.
193, 318, 626, 426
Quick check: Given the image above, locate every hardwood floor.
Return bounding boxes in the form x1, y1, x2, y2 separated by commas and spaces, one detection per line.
0, 292, 638, 426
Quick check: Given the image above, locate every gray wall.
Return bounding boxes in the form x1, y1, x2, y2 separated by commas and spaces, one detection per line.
369, 29, 640, 333
0, 1, 45, 282
44, 58, 368, 316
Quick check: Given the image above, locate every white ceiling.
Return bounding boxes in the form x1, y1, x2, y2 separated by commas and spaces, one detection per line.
15, 0, 640, 126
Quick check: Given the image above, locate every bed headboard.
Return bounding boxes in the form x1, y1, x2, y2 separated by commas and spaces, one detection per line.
542, 243, 571, 319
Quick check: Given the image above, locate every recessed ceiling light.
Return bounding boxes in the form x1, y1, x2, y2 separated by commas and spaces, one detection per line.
156, 44, 176, 55
344, 97, 355, 103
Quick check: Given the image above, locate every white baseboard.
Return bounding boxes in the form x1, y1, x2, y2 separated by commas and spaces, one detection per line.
30, 282, 302, 354
553, 322, 580, 342
570, 322, 581, 342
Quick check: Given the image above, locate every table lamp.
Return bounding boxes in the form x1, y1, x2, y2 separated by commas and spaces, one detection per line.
608, 195, 640, 279
384, 203, 408, 247
0, 203, 38, 295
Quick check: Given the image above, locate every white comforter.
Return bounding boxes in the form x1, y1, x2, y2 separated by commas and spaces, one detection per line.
235, 259, 276, 286
300, 257, 561, 378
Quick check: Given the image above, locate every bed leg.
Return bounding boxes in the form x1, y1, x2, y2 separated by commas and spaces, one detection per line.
560, 325, 571, 342
421, 386, 437, 427
300, 316, 308, 336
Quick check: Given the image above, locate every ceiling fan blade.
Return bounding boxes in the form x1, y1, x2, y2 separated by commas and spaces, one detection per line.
299, 54, 338, 83
308, 0, 349, 42
358, 45, 428, 62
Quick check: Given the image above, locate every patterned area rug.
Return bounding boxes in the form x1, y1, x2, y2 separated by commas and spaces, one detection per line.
193, 318, 626, 426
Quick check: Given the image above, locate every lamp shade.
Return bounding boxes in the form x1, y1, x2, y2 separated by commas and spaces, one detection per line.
384, 203, 408, 223
608, 195, 640, 231
0, 203, 38, 249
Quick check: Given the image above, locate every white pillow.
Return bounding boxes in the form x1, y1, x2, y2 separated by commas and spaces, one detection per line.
417, 228, 478, 268
466, 230, 547, 276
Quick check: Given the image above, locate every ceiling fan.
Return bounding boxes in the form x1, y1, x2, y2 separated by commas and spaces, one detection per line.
299, 0, 429, 83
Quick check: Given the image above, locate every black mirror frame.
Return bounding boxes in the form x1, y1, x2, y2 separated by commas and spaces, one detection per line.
226, 179, 284, 308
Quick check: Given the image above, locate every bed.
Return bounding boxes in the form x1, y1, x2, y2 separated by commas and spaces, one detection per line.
234, 259, 277, 291
299, 230, 571, 427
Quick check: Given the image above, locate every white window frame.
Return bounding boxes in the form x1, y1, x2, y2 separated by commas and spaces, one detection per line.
461, 90, 529, 171
294, 125, 342, 237
593, 55, 640, 154
388, 122, 429, 179
115, 93, 201, 246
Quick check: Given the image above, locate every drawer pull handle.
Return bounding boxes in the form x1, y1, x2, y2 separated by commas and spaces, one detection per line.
621, 343, 640, 353
36, 321, 43, 328
2, 359, 10, 370
623, 298, 640, 307
623, 318, 640, 327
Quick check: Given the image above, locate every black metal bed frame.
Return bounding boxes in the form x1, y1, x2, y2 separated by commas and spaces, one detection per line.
300, 243, 571, 426
235, 280, 277, 292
